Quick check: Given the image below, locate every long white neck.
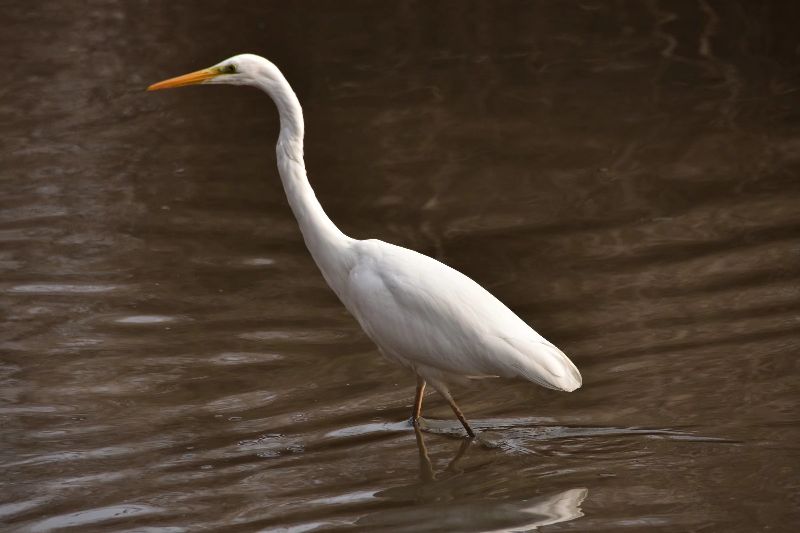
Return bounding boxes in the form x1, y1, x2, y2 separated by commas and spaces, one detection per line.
256, 70, 355, 297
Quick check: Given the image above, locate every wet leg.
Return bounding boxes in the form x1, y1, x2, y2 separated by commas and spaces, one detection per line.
426, 378, 476, 438
411, 376, 426, 424
446, 396, 476, 438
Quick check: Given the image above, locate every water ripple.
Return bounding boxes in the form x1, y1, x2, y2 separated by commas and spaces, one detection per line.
6, 283, 118, 294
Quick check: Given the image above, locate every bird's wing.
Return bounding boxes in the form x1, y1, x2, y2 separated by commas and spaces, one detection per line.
484, 334, 582, 391
344, 239, 580, 391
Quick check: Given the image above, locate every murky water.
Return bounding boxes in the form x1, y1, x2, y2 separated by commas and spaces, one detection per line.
2, 1, 799, 531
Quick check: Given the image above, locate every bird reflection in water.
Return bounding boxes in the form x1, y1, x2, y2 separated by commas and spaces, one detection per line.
357, 423, 589, 531
413, 422, 471, 483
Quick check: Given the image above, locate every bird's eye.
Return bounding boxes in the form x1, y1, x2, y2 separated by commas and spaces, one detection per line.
226, 64, 237, 74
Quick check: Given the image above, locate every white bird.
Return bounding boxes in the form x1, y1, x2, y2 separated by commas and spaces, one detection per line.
148, 54, 581, 438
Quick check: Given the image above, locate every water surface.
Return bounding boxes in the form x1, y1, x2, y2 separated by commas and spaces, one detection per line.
1, 1, 799, 531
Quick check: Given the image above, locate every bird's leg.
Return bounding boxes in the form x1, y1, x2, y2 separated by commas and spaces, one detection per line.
429, 381, 476, 438
445, 395, 476, 438
411, 376, 426, 424
437, 387, 475, 439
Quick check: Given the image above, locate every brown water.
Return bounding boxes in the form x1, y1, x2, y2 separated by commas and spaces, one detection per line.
2, 1, 799, 531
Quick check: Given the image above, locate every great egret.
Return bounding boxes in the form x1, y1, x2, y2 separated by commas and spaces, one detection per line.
148, 54, 581, 438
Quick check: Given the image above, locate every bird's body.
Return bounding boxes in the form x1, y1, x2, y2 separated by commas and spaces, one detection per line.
149, 54, 581, 437
344, 239, 581, 392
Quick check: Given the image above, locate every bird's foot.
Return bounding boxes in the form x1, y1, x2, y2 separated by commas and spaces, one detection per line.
408, 417, 477, 439
409, 416, 427, 430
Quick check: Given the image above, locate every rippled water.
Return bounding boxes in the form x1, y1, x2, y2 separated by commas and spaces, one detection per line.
2, 1, 799, 531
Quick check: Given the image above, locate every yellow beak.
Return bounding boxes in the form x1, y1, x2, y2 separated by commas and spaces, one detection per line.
147, 68, 219, 91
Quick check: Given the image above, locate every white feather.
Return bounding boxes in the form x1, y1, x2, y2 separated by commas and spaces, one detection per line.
345, 240, 581, 392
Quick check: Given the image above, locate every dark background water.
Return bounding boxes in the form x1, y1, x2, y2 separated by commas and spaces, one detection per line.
2, 1, 799, 531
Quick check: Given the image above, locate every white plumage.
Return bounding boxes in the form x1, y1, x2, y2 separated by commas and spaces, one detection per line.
346, 240, 581, 391
148, 54, 581, 437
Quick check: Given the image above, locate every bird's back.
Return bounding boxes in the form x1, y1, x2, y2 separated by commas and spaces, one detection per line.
343, 239, 581, 392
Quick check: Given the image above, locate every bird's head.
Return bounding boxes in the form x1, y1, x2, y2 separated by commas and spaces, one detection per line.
147, 54, 282, 91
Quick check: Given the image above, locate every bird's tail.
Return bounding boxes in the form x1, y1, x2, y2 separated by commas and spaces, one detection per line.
490, 335, 582, 392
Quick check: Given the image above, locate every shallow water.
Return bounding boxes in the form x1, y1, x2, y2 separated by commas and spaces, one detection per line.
2, 1, 799, 531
